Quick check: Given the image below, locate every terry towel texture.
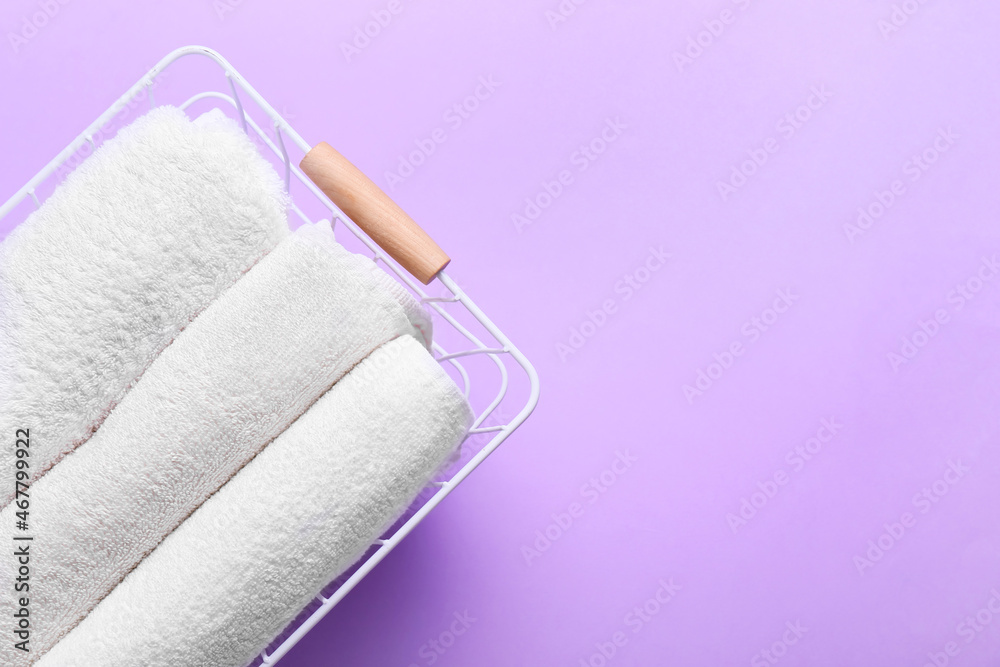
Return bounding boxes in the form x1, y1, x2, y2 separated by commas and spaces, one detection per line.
0, 105, 289, 507
37, 335, 472, 667
0, 221, 431, 666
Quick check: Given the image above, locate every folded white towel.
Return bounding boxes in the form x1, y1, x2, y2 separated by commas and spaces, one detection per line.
0, 221, 431, 665
36, 335, 471, 667
0, 106, 289, 507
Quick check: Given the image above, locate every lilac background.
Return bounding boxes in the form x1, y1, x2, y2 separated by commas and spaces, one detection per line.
4, 1, 1000, 665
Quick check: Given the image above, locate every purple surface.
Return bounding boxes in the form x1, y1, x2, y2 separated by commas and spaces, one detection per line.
4, 1, 1000, 665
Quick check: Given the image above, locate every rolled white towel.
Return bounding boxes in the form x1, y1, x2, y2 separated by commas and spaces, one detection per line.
0, 105, 289, 507
0, 221, 431, 665
37, 335, 472, 667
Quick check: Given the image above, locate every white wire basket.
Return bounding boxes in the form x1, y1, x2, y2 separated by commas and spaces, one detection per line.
0, 45, 539, 666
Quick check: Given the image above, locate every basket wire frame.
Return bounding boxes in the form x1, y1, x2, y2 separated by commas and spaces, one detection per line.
0, 46, 540, 666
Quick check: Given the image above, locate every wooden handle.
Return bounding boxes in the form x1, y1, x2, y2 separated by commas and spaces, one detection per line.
299, 142, 450, 284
